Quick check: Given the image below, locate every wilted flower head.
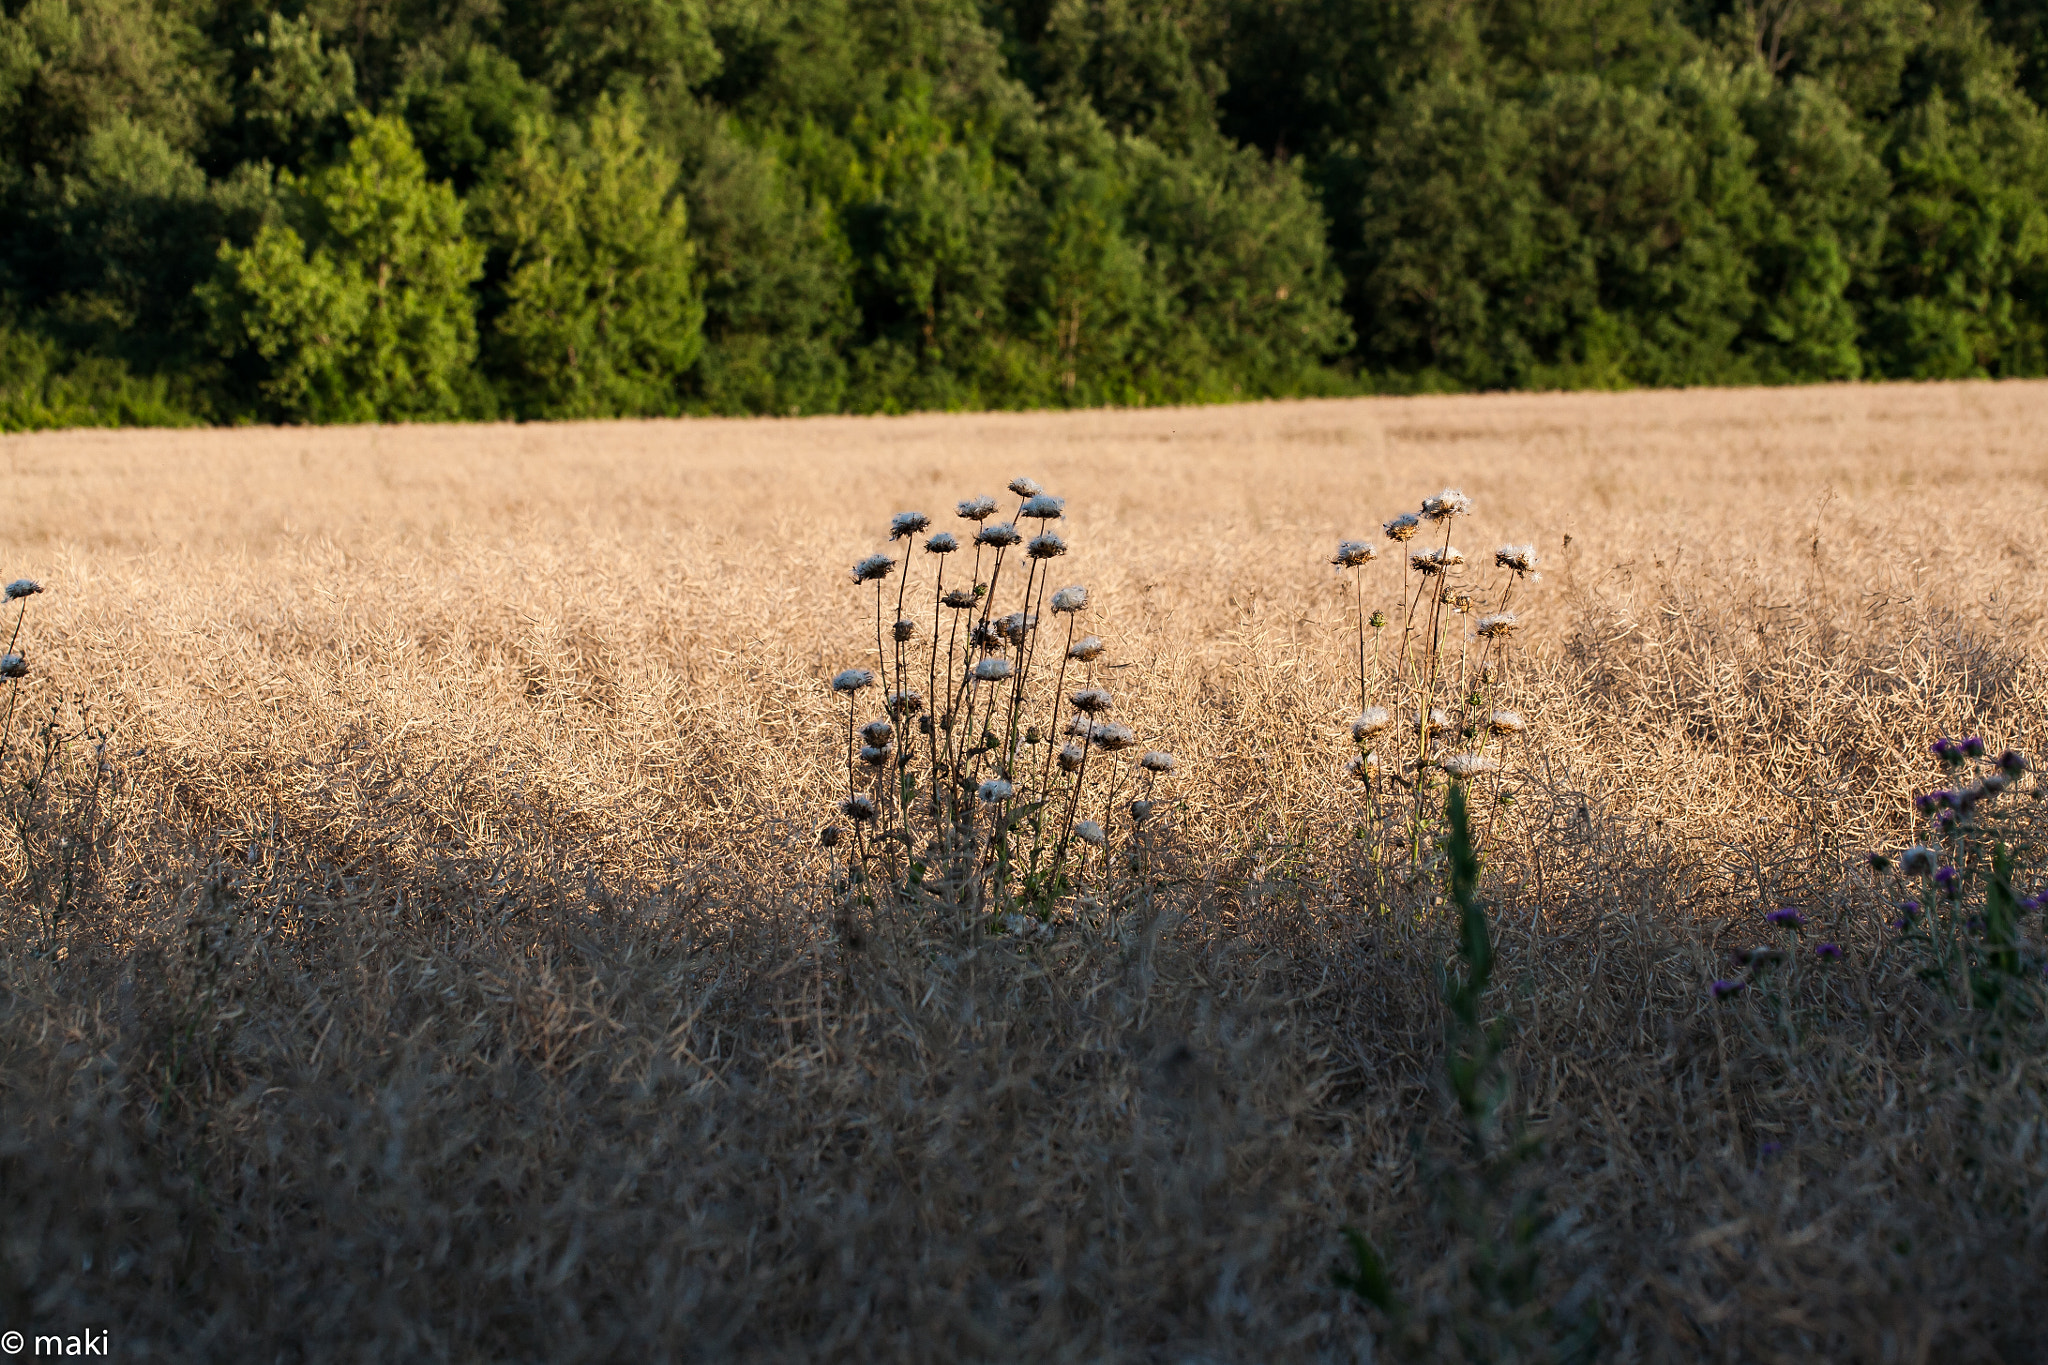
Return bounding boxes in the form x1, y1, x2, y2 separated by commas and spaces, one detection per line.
971, 621, 1005, 652
859, 744, 891, 766
1766, 906, 1806, 929
1070, 687, 1112, 714
973, 658, 1014, 683
1421, 488, 1472, 521
1424, 708, 1452, 735
0, 654, 24, 680
5, 579, 42, 600
957, 496, 999, 521
978, 778, 1014, 803
1129, 799, 1154, 822
1488, 709, 1526, 734
998, 611, 1038, 643
1346, 752, 1380, 782
1074, 820, 1106, 846
1439, 753, 1498, 779
819, 824, 843, 848
1999, 749, 2030, 776
1057, 742, 1086, 773
1899, 845, 1939, 876
1711, 979, 1746, 1000
1008, 476, 1043, 498
841, 795, 879, 823
1352, 707, 1391, 740
892, 618, 917, 642
1140, 751, 1176, 774
925, 532, 959, 555
1020, 494, 1064, 520
1411, 546, 1464, 576
1332, 540, 1376, 568
976, 522, 1022, 549
1027, 532, 1067, 560
1441, 587, 1476, 614
1051, 585, 1089, 613
887, 690, 924, 716
1383, 513, 1421, 542
942, 588, 979, 609
1068, 635, 1105, 662
860, 719, 894, 747
1476, 612, 1518, 638
1814, 942, 1844, 962
831, 668, 876, 694
1088, 722, 1136, 751
852, 553, 895, 583
889, 511, 931, 540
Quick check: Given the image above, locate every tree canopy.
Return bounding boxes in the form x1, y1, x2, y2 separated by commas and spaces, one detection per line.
2, 0, 2044, 427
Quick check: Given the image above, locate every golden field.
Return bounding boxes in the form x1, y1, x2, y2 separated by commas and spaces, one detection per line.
3, 381, 2047, 1362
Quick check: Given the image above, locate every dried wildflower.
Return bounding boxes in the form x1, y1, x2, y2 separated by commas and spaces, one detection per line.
973, 658, 1014, 683
1075, 820, 1106, 846
1488, 709, 1526, 735
925, 532, 959, 554
1475, 611, 1518, 638
1020, 494, 1064, 520
976, 522, 1022, 549
1424, 708, 1451, 735
1711, 979, 1746, 1000
1999, 749, 2030, 776
978, 778, 1014, 803
1346, 752, 1379, 782
1439, 753, 1498, 779
972, 621, 1006, 652
1410, 546, 1464, 576
1051, 585, 1089, 613
852, 553, 895, 583
1494, 545, 1539, 575
1027, 532, 1067, 560
1352, 707, 1392, 740
888, 690, 924, 717
1899, 846, 1939, 876
1421, 488, 1472, 520
1140, 751, 1175, 773
819, 824, 843, 848
1057, 743, 1086, 773
892, 618, 917, 642
1130, 799, 1154, 821
5, 579, 42, 600
1766, 907, 1806, 929
1071, 688, 1113, 714
998, 611, 1039, 643
859, 745, 892, 766
1815, 942, 1844, 962
841, 795, 879, 823
1383, 513, 1420, 542
1332, 540, 1376, 567
1441, 587, 1476, 614
1069, 636, 1105, 662
1008, 476, 1043, 498
889, 511, 932, 540
1089, 722, 1136, 752
0, 654, 24, 679
861, 719, 894, 747
942, 588, 978, 609
831, 668, 875, 694
957, 496, 999, 521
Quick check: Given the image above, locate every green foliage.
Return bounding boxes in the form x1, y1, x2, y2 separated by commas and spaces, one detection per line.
478, 99, 705, 418
205, 113, 483, 423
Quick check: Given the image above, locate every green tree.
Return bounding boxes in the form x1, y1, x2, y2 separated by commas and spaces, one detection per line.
206, 113, 483, 422
478, 98, 705, 418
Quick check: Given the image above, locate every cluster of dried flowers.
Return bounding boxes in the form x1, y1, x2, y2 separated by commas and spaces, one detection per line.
823, 479, 1175, 923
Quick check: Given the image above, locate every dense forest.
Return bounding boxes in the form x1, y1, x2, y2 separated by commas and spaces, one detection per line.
2, 0, 2045, 427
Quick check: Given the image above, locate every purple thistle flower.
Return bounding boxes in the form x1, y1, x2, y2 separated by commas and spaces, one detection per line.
1815, 942, 1843, 962
1963, 737, 1986, 758
1766, 907, 1806, 929
1711, 979, 1746, 1000
1935, 865, 1959, 894
1914, 792, 1941, 815
1998, 749, 2028, 777
1758, 1141, 1783, 1160
1932, 738, 1957, 762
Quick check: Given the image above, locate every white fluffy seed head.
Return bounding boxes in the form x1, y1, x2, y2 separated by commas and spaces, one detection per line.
1021, 494, 1064, 520
976, 522, 1022, 549
978, 778, 1014, 803
1070, 687, 1113, 714
860, 719, 894, 746
0, 653, 24, 679
858, 745, 891, 766
1487, 709, 1526, 734
5, 579, 43, 601
1346, 752, 1379, 782
925, 532, 959, 554
1068, 635, 1105, 662
1140, 751, 1176, 774
1410, 546, 1464, 575
1074, 820, 1106, 846
1051, 584, 1088, 613
888, 690, 924, 716
957, 496, 999, 521
973, 658, 1014, 682
1425, 708, 1451, 734
1057, 742, 1086, 773
831, 668, 876, 693
1421, 488, 1472, 520
841, 795, 878, 822
942, 588, 978, 609
998, 611, 1038, 643
1027, 532, 1067, 560
1899, 845, 1939, 876
1383, 513, 1420, 542
889, 511, 931, 540
1089, 722, 1136, 752
1352, 707, 1391, 740
893, 618, 917, 642
1332, 540, 1376, 567
1495, 544, 1539, 574
1439, 753, 1498, 778
852, 553, 895, 583
1008, 476, 1043, 497
1476, 611, 1518, 638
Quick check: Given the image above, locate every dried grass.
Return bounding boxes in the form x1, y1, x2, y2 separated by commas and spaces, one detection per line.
3, 381, 2047, 1361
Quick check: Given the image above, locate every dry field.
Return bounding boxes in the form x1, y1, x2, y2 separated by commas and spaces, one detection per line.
3, 381, 2047, 1361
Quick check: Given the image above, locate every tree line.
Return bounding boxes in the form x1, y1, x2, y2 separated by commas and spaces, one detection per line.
3, 0, 2044, 428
